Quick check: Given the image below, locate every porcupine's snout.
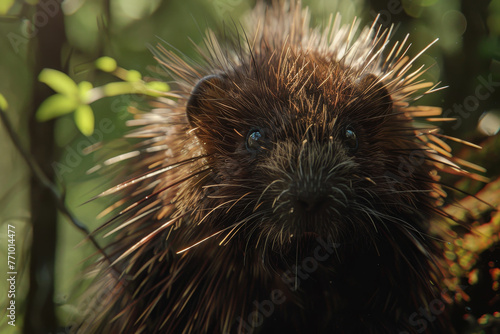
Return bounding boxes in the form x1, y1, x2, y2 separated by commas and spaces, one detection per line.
259, 134, 359, 238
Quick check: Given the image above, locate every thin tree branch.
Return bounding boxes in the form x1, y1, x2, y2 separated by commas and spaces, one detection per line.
0, 107, 115, 271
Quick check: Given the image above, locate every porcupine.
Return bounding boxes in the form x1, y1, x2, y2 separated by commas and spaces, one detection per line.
75, 1, 477, 333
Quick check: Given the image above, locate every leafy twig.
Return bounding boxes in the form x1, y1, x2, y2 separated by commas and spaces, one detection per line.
0, 105, 117, 275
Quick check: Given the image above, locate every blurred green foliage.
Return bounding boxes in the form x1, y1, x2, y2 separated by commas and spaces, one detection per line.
35, 61, 170, 135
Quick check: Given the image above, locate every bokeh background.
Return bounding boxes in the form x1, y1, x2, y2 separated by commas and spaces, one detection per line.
0, 0, 499, 333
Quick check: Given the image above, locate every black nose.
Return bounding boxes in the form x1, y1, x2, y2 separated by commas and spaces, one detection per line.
295, 193, 327, 212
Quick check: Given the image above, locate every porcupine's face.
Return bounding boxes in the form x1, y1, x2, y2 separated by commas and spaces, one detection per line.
186, 52, 432, 254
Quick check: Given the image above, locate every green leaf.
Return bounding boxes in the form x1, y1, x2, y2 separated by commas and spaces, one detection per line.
145, 81, 170, 92
78, 81, 94, 103
95, 57, 117, 72
0, 93, 8, 110
74, 105, 95, 136
126, 70, 142, 82
0, 0, 15, 15
39, 69, 78, 97
36, 94, 78, 121
103, 82, 142, 96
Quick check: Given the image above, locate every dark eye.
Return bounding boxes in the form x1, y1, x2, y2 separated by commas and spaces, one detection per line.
246, 128, 264, 153
344, 126, 358, 152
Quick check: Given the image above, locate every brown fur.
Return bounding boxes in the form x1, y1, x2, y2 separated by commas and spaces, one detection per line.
75, 2, 475, 333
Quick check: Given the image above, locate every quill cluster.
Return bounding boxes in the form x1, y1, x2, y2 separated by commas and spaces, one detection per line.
76, 2, 480, 333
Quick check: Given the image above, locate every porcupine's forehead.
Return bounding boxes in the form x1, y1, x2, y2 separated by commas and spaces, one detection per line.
220, 68, 356, 145
232, 50, 356, 108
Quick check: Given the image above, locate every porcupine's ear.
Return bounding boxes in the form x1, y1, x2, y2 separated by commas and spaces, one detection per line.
186, 74, 228, 129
